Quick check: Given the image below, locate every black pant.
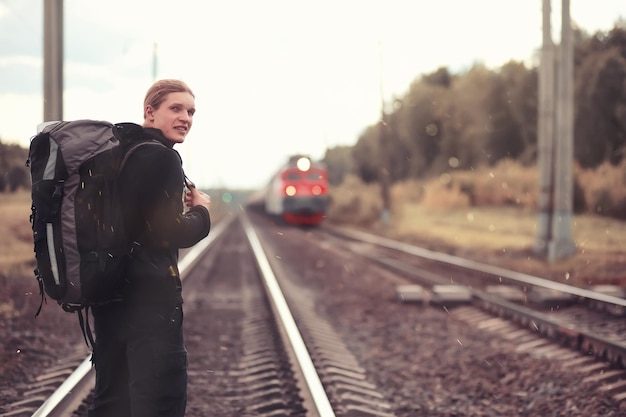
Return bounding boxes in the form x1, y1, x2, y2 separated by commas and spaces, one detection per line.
88, 302, 187, 417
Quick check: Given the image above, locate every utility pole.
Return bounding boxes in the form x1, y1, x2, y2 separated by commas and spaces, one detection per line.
535, 0, 575, 261
378, 41, 391, 226
548, 0, 576, 261
379, 111, 391, 226
152, 43, 158, 82
43, 0, 63, 122
534, 0, 556, 255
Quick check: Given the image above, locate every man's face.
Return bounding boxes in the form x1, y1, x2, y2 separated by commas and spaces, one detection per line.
146, 92, 196, 145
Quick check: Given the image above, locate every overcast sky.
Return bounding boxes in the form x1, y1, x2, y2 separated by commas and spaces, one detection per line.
1, 0, 625, 189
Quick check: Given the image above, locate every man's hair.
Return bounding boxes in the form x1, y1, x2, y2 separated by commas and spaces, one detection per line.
143, 79, 195, 119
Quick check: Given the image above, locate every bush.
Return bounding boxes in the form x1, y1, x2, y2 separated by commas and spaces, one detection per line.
327, 175, 383, 226
420, 176, 471, 208
330, 159, 626, 223
576, 161, 626, 220
416, 159, 538, 209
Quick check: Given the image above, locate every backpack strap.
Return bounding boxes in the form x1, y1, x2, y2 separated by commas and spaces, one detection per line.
119, 136, 193, 209
80, 306, 96, 349
34, 268, 46, 317
120, 140, 167, 171
62, 303, 96, 349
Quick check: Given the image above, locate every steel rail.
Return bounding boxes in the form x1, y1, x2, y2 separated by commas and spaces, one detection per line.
327, 225, 626, 307
30, 215, 233, 417
240, 212, 336, 417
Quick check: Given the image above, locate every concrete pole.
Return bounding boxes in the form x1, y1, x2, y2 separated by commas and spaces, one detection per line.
534, 0, 556, 256
43, 0, 63, 122
548, 0, 576, 261
378, 41, 391, 226
152, 43, 158, 82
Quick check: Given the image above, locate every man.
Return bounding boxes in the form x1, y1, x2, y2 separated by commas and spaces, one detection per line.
89, 79, 211, 417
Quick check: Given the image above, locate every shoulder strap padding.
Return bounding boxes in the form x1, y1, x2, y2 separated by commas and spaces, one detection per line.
120, 141, 169, 171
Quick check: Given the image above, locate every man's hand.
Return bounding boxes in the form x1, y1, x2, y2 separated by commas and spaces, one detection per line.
185, 186, 211, 212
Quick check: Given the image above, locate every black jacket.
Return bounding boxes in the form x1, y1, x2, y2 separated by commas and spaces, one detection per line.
117, 124, 210, 310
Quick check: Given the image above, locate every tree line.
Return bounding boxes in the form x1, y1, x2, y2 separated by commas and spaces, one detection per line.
2, 23, 626, 197
323, 23, 626, 189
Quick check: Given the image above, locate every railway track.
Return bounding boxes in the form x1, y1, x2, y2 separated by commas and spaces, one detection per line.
14, 217, 234, 417
6, 213, 392, 417
318, 223, 626, 403
3, 211, 626, 416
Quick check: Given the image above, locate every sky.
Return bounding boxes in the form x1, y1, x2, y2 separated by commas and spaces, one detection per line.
0, 1, 625, 190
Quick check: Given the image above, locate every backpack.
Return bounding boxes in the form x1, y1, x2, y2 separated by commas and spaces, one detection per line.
27, 120, 163, 344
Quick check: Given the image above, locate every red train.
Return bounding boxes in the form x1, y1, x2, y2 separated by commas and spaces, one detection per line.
264, 155, 328, 226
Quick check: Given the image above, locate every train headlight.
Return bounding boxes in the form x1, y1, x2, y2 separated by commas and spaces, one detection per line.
296, 157, 311, 171
285, 185, 297, 196
311, 185, 322, 195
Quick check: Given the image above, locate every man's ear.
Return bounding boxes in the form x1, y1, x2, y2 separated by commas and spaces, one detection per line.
145, 105, 155, 121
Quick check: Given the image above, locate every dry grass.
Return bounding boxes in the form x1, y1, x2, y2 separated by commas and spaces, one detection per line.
393, 205, 538, 251
327, 167, 626, 288
0, 191, 36, 318
0, 191, 34, 277
391, 203, 626, 253
386, 203, 626, 286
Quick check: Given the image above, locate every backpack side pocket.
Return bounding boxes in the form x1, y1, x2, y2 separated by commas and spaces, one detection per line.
31, 178, 67, 300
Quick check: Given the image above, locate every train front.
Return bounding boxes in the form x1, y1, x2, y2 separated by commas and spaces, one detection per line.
280, 156, 328, 226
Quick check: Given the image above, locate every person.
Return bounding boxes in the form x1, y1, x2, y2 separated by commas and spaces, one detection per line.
88, 79, 212, 417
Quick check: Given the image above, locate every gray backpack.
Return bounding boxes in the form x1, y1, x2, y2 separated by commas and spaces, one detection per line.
27, 120, 162, 327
